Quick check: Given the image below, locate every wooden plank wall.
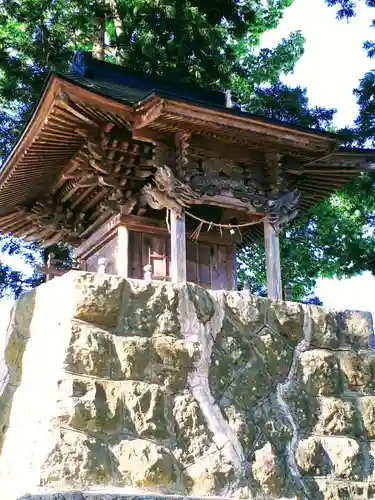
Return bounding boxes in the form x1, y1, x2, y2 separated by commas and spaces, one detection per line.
128, 232, 144, 279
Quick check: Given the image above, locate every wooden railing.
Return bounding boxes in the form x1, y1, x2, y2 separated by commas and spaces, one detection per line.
35, 253, 81, 282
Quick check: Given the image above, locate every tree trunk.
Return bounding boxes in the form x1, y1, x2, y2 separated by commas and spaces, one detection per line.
92, 1, 106, 60
108, 0, 124, 39
107, 0, 126, 63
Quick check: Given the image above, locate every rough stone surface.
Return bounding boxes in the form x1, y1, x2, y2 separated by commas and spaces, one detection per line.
0, 272, 374, 500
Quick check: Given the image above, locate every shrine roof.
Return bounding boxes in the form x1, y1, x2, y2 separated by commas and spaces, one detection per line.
61, 52, 338, 138
0, 51, 374, 248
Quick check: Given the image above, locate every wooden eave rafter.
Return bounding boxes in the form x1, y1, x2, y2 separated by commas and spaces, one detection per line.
240, 151, 375, 249
0, 75, 139, 216
59, 78, 134, 121
0, 76, 61, 198
0, 74, 340, 206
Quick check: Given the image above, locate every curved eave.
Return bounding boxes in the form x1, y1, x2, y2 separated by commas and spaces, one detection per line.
0, 75, 60, 207
0, 75, 134, 217
59, 72, 341, 154
240, 149, 375, 249
162, 100, 339, 148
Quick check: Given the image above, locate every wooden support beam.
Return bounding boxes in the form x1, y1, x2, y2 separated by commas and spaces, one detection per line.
264, 218, 282, 300
133, 98, 164, 130
117, 225, 129, 278
170, 209, 187, 284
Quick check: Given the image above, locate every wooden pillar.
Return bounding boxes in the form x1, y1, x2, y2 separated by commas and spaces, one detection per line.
232, 244, 238, 290
170, 209, 187, 283
264, 218, 282, 300
117, 225, 129, 277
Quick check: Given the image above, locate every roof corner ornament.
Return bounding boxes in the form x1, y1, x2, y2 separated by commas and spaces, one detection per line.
70, 51, 92, 77
224, 89, 241, 109
55, 89, 69, 103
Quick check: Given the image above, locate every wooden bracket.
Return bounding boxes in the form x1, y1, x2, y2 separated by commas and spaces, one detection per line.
133, 98, 164, 130
174, 131, 191, 174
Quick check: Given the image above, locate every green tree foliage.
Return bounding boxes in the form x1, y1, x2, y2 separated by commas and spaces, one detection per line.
0, 0, 307, 158
325, 0, 375, 20
0, 235, 72, 298
353, 70, 375, 145
0, 0, 297, 100
0, 236, 41, 298
240, 82, 336, 129
325, 0, 375, 57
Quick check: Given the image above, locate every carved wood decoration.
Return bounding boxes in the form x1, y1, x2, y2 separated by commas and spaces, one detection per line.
174, 131, 190, 180
183, 158, 268, 212
2, 131, 301, 246
267, 188, 300, 234
73, 124, 153, 198
141, 166, 199, 218
136, 153, 301, 234
0, 124, 159, 247
133, 98, 164, 130
2, 198, 86, 247
53, 123, 157, 242
265, 153, 301, 234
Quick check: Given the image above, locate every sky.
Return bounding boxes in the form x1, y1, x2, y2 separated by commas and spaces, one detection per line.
261, 0, 375, 320
262, 0, 374, 128
1, 0, 375, 322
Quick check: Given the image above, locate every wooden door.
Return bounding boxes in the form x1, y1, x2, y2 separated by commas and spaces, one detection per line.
148, 234, 170, 280
128, 231, 170, 280
186, 240, 213, 288
211, 244, 236, 290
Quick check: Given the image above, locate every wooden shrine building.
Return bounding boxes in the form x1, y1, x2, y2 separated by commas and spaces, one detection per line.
0, 51, 374, 299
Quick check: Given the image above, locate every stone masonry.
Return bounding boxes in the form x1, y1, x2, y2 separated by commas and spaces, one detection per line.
0, 272, 374, 500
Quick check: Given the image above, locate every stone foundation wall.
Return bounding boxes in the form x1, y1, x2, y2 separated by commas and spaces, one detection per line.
0, 272, 374, 500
